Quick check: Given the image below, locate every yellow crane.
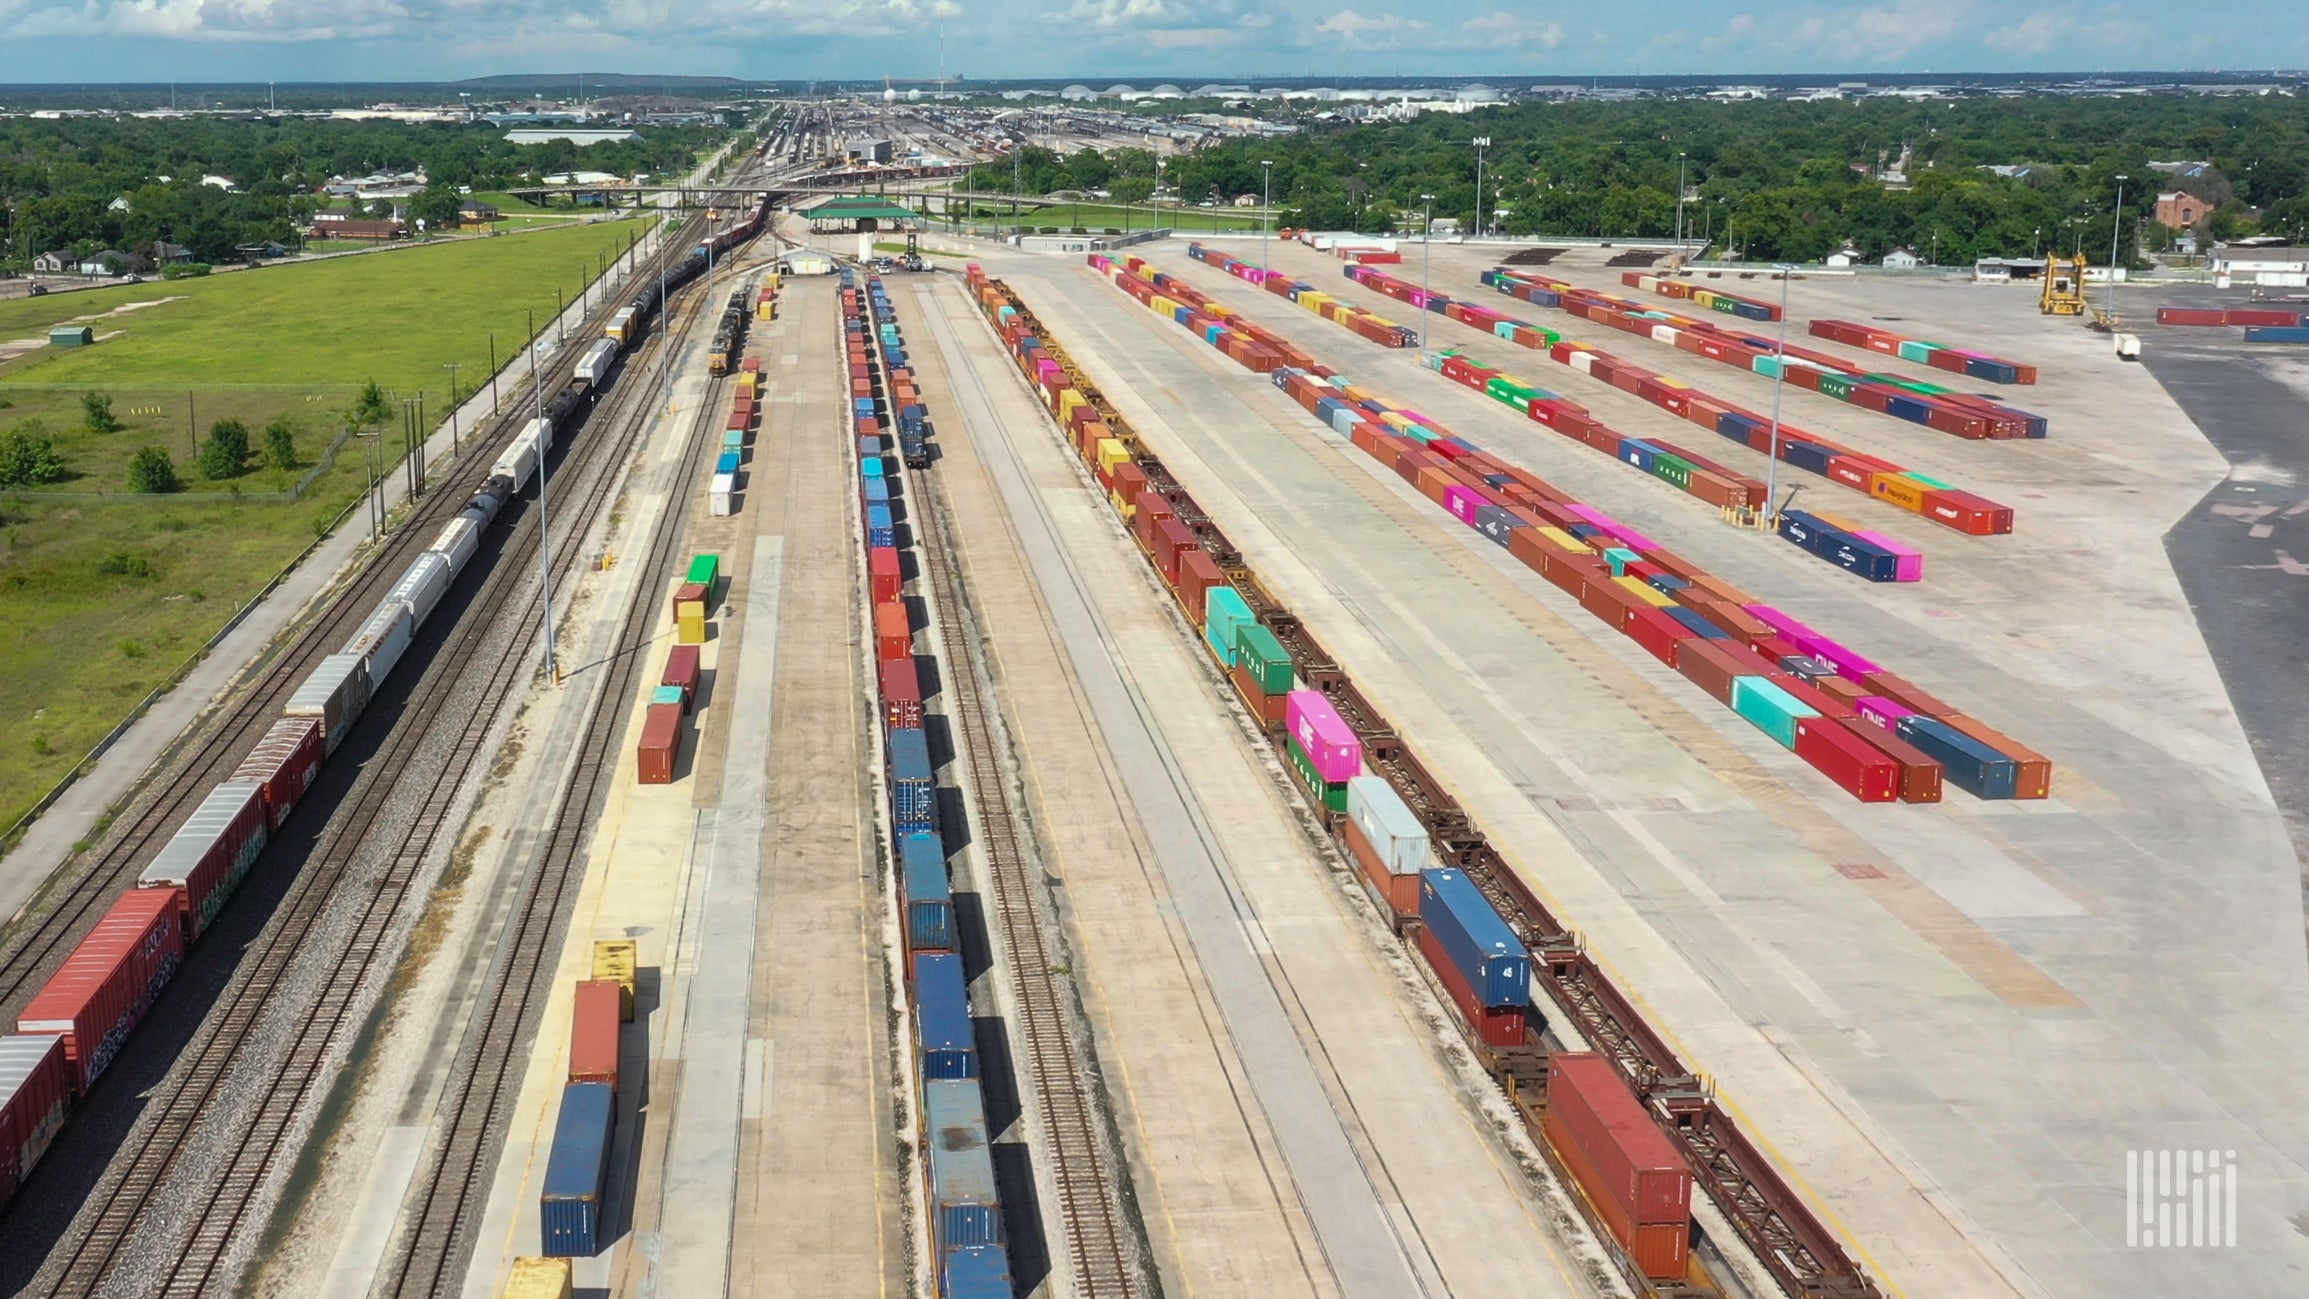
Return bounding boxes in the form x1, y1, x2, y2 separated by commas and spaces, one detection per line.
2040, 254, 2089, 315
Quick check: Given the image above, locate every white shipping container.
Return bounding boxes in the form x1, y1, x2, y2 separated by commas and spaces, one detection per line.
1650, 325, 1678, 345
523, 415, 554, 455
708, 473, 735, 517
491, 434, 538, 490
426, 516, 481, 576
1568, 351, 1596, 376
387, 552, 453, 627
1345, 776, 1428, 876
345, 601, 415, 688
575, 338, 619, 387
286, 653, 371, 753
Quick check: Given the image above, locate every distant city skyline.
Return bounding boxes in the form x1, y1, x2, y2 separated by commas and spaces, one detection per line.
0, 0, 2301, 86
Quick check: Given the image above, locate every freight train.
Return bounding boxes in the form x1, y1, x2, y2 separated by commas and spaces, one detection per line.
706, 287, 749, 377
0, 205, 766, 1221
604, 199, 768, 348
847, 270, 1012, 1299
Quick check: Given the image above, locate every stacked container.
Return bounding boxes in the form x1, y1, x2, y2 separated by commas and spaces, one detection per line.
1417, 869, 1532, 1047
1544, 1052, 1696, 1280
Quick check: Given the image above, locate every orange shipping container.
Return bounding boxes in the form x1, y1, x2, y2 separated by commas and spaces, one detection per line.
637, 702, 682, 785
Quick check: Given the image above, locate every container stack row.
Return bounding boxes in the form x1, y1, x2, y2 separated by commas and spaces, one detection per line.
1807, 318, 2038, 384
637, 555, 717, 785
1486, 267, 2049, 437
1186, 242, 1420, 348
2156, 305, 2306, 329
712, 355, 760, 517
0, 326, 661, 1212
967, 262, 1725, 1292
1620, 270, 1781, 322
536, 941, 637, 1259
1077, 252, 2050, 804
843, 269, 1014, 1299
754, 270, 781, 321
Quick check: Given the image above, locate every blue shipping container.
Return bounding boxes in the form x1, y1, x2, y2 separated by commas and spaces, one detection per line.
867, 504, 894, 531
1417, 869, 1531, 1009
1781, 440, 1833, 474
889, 728, 938, 834
1897, 716, 2019, 799
1663, 606, 1731, 639
864, 478, 890, 504
1472, 504, 1525, 548
2243, 325, 2309, 344
1885, 395, 1935, 425
540, 1082, 615, 1257
716, 451, 741, 475
1615, 438, 1658, 471
902, 833, 953, 952
924, 1079, 1003, 1250
943, 1245, 1015, 1299
916, 991, 978, 1080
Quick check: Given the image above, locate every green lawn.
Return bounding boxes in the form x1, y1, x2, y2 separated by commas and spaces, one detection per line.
0, 216, 658, 841
955, 202, 1265, 233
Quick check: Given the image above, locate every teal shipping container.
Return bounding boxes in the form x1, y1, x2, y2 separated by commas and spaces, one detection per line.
1205, 586, 1252, 666
1603, 547, 1639, 577
1731, 676, 1818, 750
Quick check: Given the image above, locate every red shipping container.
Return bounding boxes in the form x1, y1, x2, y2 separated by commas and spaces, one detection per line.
868, 546, 903, 603
1673, 638, 1747, 704
1581, 579, 1643, 634
1624, 607, 1695, 667
1133, 490, 1176, 552
1178, 549, 1225, 625
1918, 488, 2013, 536
569, 979, 623, 1089
1417, 919, 1526, 1047
874, 600, 913, 662
2154, 307, 2225, 326
1153, 518, 1198, 585
1544, 1104, 1693, 1281
1545, 1053, 1694, 1224
1229, 663, 1286, 726
18, 887, 186, 1093
2225, 308, 2301, 327
0, 1032, 69, 1204
1110, 461, 1148, 506
637, 702, 682, 785
232, 716, 324, 830
880, 657, 923, 730
661, 643, 700, 710
1794, 716, 1900, 802
1341, 814, 1420, 920
1835, 718, 1945, 804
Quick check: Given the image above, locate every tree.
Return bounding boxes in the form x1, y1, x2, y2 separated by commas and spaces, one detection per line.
409, 184, 462, 232
353, 380, 391, 427
0, 421, 68, 486
127, 445, 181, 493
81, 390, 120, 433
264, 414, 299, 470
197, 417, 251, 480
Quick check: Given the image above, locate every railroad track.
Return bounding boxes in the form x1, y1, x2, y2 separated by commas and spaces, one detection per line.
32, 255, 726, 1299
381, 260, 753, 1299
0, 215, 701, 1027
893, 296, 1145, 1298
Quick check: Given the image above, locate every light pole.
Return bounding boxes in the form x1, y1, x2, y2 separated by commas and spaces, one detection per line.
530, 324, 559, 683
1763, 265, 1794, 523
1472, 136, 1491, 241
1259, 159, 1274, 270
2107, 174, 2129, 321
443, 361, 462, 456
1675, 150, 1687, 252
1418, 192, 1435, 347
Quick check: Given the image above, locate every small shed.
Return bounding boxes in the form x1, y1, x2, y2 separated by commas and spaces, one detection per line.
1882, 247, 1922, 269
49, 325, 94, 348
783, 250, 836, 276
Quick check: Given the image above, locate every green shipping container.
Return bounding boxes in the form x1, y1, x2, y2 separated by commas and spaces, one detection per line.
1205, 587, 1252, 666
1730, 676, 1818, 750
1650, 453, 1694, 491
1709, 297, 1740, 315
1904, 471, 1955, 490
1285, 734, 1350, 812
686, 554, 721, 595
1895, 340, 1940, 364
1234, 625, 1295, 696
1816, 373, 1855, 401
1752, 355, 1786, 379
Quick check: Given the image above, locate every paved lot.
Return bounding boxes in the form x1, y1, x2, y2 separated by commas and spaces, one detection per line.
983, 241, 2309, 1299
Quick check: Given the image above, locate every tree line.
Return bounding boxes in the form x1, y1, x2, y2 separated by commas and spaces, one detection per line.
1, 116, 725, 266
972, 93, 2309, 263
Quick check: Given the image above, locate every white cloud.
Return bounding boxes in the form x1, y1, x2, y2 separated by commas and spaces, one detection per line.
7, 0, 956, 41
1703, 12, 1755, 49
1987, 4, 2148, 51
1986, 9, 2067, 51
1448, 9, 1563, 51
1311, 8, 1427, 50
1783, 0, 1977, 62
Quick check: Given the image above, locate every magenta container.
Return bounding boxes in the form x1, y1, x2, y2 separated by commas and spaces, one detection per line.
1743, 604, 1819, 644
1444, 483, 1495, 526
1563, 503, 1659, 553
1854, 696, 1915, 731
1854, 529, 1924, 581
1792, 633, 1884, 681
1285, 690, 1363, 783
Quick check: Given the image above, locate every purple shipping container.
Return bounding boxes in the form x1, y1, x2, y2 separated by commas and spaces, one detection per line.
1285, 690, 1363, 784
1853, 529, 1924, 582
1855, 696, 1915, 731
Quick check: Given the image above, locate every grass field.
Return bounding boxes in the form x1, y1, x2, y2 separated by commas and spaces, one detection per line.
954, 202, 1265, 233
0, 216, 658, 839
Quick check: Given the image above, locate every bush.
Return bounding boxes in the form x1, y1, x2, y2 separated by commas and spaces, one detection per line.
126, 445, 181, 493
0, 421, 68, 486
353, 380, 391, 427
159, 262, 212, 280
97, 550, 157, 579
264, 415, 299, 470
81, 391, 120, 434
197, 418, 250, 480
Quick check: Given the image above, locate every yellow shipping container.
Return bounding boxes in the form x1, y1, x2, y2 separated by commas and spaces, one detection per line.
1537, 525, 1593, 553
499, 1257, 573, 1299
1657, 376, 1690, 389
1614, 575, 1678, 608
1873, 475, 1928, 513
1111, 487, 1137, 521
676, 610, 707, 645
591, 941, 637, 1021
1096, 438, 1131, 476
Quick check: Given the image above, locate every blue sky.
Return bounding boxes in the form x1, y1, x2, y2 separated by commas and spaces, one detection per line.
1, 0, 2301, 85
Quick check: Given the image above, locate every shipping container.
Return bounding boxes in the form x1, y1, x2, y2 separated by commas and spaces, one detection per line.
1234, 624, 1295, 697
1417, 921, 1527, 1046
637, 701, 682, 785
1285, 690, 1363, 784
915, 957, 978, 1080
923, 1078, 1003, 1251
901, 832, 954, 951
661, 644, 700, 710
1731, 676, 1817, 750
880, 657, 924, 731
1897, 716, 2019, 799
387, 552, 453, 627
875, 600, 913, 663
1205, 586, 1253, 666
708, 473, 735, 517
138, 779, 268, 940
943, 1245, 1014, 1299
286, 652, 372, 754
1835, 718, 1944, 804
540, 1082, 615, 1257
685, 553, 721, 595
496, 1256, 574, 1299
592, 940, 637, 1021
0, 1034, 70, 1208
1793, 717, 1900, 802
18, 887, 186, 1092
1345, 775, 1428, 878
869, 546, 903, 603
1417, 869, 1531, 1009
232, 716, 324, 830
567, 979, 622, 1091
889, 727, 937, 835
1546, 1052, 1694, 1223
1544, 1102, 1692, 1281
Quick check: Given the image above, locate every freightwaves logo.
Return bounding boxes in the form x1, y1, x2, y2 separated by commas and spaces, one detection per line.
2127, 1149, 2236, 1247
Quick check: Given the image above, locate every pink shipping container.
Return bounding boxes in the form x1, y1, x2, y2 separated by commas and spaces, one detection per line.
19, 887, 186, 1093
1562, 503, 1659, 552
1854, 696, 1916, 731
1443, 482, 1495, 527
1742, 604, 1818, 645
1852, 529, 1924, 582
232, 716, 325, 830
1284, 690, 1363, 784
1790, 633, 1884, 681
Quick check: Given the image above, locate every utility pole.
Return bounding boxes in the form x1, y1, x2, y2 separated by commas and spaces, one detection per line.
1418, 193, 1435, 348
1675, 151, 1687, 252
488, 335, 499, 414
1473, 136, 1492, 241
2108, 174, 2129, 322
1260, 158, 1274, 270
1763, 266, 1793, 524
444, 362, 462, 455
530, 331, 559, 683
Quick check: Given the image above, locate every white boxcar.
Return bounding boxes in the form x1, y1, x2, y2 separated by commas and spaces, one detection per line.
490, 433, 538, 490
286, 652, 372, 754
344, 601, 415, 688
1345, 775, 1428, 877
427, 515, 481, 576
575, 338, 618, 387
708, 473, 735, 517
387, 552, 453, 627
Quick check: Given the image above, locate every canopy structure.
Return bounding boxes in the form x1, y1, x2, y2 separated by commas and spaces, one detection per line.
801, 195, 923, 233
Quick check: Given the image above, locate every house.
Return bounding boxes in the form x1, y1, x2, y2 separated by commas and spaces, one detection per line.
1882, 246, 1922, 269
107, 196, 132, 213
309, 219, 407, 241
132, 241, 194, 271
31, 250, 72, 274
1824, 246, 1862, 268
2155, 190, 2207, 229
1234, 193, 1259, 207
200, 174, 239, 192
457, 199, 501, 224
76, 250, 131, 276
